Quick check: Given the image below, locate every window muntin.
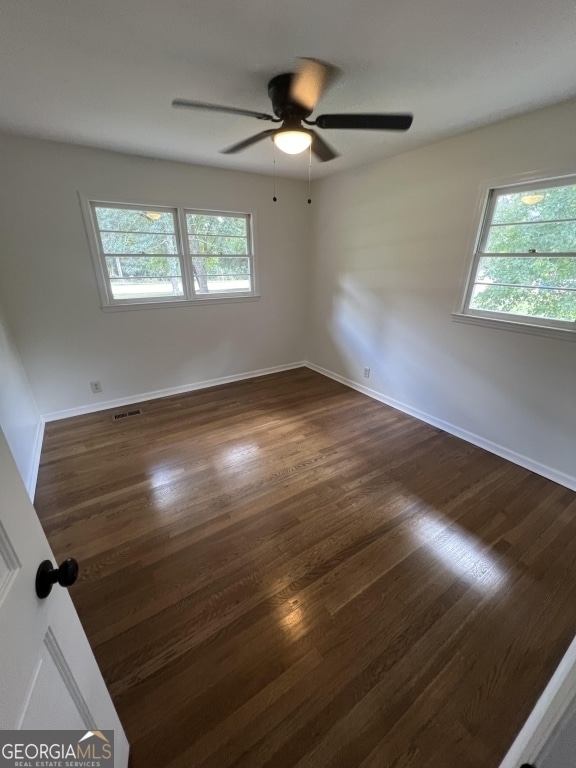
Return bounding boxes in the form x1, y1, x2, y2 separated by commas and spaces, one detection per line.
464, 179, 576, 328
87, 202, 254, 306
94, 207, 178, 254
92, 205, 182, 301
186, 212, 252, 295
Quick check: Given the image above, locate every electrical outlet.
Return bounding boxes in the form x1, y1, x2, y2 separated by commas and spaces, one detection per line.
90, 381, 103, 394
363, 368, 370, 379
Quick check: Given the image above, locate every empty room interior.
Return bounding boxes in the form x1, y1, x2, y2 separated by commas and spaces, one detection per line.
1, 1, 576, 767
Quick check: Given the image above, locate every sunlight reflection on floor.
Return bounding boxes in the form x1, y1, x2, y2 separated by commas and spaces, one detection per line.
412, 512, 505, 591
216, 442, 261, 468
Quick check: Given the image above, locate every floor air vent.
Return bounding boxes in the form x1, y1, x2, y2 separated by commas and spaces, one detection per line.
113, 408, 143, 421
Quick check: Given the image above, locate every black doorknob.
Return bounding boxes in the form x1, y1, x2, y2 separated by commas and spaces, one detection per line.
35, 558, 79, 599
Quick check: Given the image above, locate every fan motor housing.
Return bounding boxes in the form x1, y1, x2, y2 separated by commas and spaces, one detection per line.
267, 73, 312, 121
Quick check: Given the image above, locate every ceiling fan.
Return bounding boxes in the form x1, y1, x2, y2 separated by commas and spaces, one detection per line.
172, 58, 413, 162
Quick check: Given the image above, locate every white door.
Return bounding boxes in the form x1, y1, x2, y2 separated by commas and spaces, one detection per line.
0, 426, 129, 765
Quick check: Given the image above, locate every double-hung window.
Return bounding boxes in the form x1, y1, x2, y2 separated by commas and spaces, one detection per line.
84, 200, 255, 307
460, 176, 576, 334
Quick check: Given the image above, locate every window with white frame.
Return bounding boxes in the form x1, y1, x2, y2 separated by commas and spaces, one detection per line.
461, 177, 576, 332
85, 201, 255, 307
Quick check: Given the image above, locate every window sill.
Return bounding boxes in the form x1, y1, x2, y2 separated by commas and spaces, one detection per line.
451, 312, 576, 341
101, 294, 261, 312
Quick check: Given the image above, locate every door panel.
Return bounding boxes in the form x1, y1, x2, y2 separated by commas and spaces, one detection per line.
0, 427, 129, 765
19, 629, 94, 731
0, 519, 20, 607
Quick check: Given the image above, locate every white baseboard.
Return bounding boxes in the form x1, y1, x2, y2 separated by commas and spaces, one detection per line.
305, 361, 576, 762
40, 359, 576, 490
305, 361, 576, 492
32, 357, 576, 758
26, 416, 45, 501
42, 362, 306, 422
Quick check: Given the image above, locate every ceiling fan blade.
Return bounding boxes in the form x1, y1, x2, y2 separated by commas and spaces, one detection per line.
290, 58, 340, 112
172, 99, 274, 121
221, 129, 278, 154
315, 113, 413, 131
310, 130, 339, 162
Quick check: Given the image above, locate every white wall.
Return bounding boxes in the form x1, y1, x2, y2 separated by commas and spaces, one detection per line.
307, 99, 576, 488
2, 101, 575, 490
0, 300, 43, 497
0, 135, 310, 417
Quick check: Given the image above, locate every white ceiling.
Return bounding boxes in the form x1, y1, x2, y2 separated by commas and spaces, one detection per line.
1, 0, 575, 179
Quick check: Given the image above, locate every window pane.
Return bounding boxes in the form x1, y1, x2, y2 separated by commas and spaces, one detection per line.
188, 235, 248, 255
109, 277, 183, 300
95, 207, 175, 234
100, 232, 178, 255
491, 184, 576, 225
186, 213, 247, 237
470, 283, 576, 322
105, 256, 181, 279
105, 256, 183, 300
476, 256, 576, 289
484, 221, 576, 254
191, 256, 251, 295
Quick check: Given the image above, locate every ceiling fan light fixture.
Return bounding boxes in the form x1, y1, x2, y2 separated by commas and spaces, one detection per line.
273, 129, 312, 155
172, 58, 412, 163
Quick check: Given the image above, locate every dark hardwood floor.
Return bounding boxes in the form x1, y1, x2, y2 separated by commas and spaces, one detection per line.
35, 367, 576, 768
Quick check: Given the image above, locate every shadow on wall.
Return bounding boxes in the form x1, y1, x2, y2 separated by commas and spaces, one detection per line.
328, 271, 476, 419
329, 272, 389, 384
327, 270, 562, 455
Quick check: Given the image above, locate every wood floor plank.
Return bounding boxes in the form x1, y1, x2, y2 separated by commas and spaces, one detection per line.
34, 367, 576, 768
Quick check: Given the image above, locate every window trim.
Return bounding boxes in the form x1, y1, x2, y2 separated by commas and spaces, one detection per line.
455, 170, 576, 339
79, 194, 258, 309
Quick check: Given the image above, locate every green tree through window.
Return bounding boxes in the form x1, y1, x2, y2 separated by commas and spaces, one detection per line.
88, 202, 254, 304
186, 213, 250, 294
468, 181, 576, 323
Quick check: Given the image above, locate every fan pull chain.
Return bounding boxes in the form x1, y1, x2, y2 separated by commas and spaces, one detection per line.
308, 143, 312, 204
272, 142, 277, 202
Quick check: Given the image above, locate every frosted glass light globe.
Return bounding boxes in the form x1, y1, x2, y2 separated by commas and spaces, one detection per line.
274, 130, 312, 155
